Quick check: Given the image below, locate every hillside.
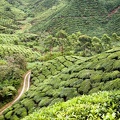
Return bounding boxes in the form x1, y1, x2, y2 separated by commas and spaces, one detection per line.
0, 0, 120, 120
22, 90, 120, 120
14, 0, 119, 36
1, 48, 120, 120
6, 0, 120, 36
0, 0, 27, 34
0, 33, 41, 109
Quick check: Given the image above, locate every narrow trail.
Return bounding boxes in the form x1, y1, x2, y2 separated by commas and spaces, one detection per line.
0, 71, 31, 115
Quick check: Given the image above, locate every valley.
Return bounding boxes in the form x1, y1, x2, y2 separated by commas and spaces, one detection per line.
0, 0, 120, 120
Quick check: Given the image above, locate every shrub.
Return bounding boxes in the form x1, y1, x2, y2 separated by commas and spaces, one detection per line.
90, 73, 102, 83
38, 97, 53, 107
22, 91, 120, 120
4, 111, 13, 119
113, 60, 120, 70
33, 92, 45, 103
0, 115, 4, 120
14, 107, 27, 117
102, 78, 120, 90
21, 99, 35, 111
78, 79, 91, 94
77, 70, 93, 79
60, 88, 78, 100
10, 115, 19, 120
50, 98, 64, 106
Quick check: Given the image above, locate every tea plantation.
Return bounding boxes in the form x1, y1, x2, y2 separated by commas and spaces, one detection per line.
28, 0, 120, 36
6, 0, 120, 36
0, 0, 120, 120
0, 0, 26, 34
22, 91, 120, 120
0, 44, 40, 61
0, 34, 40, 109
1, 48, 120, 120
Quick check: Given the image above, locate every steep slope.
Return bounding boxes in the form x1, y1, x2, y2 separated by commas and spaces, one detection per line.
0, 44, 40, 61
1, 47, 120, 120
0, 33, 41, 109
0, 71, 31, 115
0, 33, 41, 61
6, 0, 120, 36
0, 0, 26, 34
0, 0, 120, 120
28, 0, 120, 36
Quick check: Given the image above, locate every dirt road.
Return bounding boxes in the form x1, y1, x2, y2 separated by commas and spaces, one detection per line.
0, 71, 31, 115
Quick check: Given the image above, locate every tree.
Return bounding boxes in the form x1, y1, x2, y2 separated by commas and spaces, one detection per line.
101, 34, 111, 50
6, 54, 27, 70
68, 33, 78, 48
75, 35, 92, 56
56, 30, 68, 54
56, 30, 68, 39
44, 35, 57, 54
112, 33, 120, 41
78, 35, 92, 45
91, 37, 103, 53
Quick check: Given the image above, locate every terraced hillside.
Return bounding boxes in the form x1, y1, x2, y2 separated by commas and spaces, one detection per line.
0, 34, 20, 44
25, 0, 120, 36
0, 0, 120, 120
0, 0, 26, 34
0, 34, 41, 109
5, 0, 120, 36
0, 33, 41, 61
0, 55, 26, 108
1, 48, 120, 120
0, 44, 40, 61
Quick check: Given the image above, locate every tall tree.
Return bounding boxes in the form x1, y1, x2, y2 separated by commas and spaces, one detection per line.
44, 35, 57, 54
56, 30, 68, 54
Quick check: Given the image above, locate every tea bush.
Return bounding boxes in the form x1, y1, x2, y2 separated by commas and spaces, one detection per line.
22, 91, 120, 120
2, 48, 120, 119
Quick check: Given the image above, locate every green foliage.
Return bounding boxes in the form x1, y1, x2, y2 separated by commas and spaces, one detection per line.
14, 107, 27, 117
38, 97, 52, 107
22, 91, 120, 120
0, 34, 19, 44
102, 78, 120, 90
21, 99, 35, 112
0, 54, 27, 107
0, 44, 41, 62
0, 115, 4, 120
0, 1, 120, 120
10, 115, 19, 120
78, 79, 92, 94
60, 88, 78, 100
3, 48, 120, 119
28, 0, 120, 36
0, 0, 26, 33
4, 111, 13, 119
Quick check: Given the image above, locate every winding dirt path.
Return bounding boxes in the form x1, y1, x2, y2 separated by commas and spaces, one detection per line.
0, 71, 31, 115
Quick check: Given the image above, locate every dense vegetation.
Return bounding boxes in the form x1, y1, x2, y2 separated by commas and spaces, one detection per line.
0, 32, 120, 119
0, 0, 26, 34
6, 0, 120, 36
0, 54, 26, 107
0, 32, 41, 108
19, 0, 120, 36
1, 47, 120, 120
22, 91, 120, 120
0, 0, 120, 120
